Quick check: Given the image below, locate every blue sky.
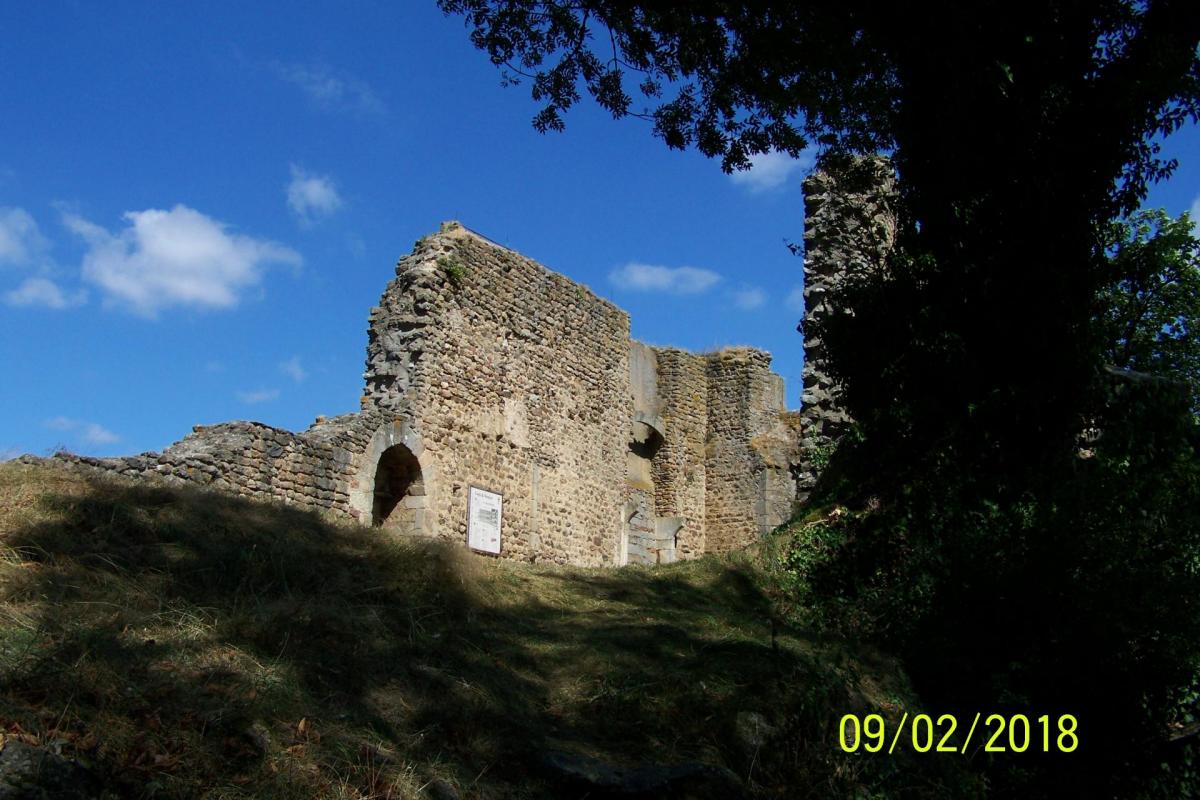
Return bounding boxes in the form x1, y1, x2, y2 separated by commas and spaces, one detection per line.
2, 3, 1198, 459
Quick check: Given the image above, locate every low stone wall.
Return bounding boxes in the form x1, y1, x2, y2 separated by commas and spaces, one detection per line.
56, 413, 390, 514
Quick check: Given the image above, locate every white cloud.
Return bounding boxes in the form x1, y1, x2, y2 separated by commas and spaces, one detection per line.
0, 208, 87, 310
785, 286, 805, 313
609, 262, 721, 294
42, 417, 120, 446
204, 360, 225, 373
279, 355, 307, 383
4, 277, 86, 309
0, 207, 49, 267
272, 62, 384, 114
82, 423, 120, 445
237, 388, 279, 404
0, 447, 23, 461
287, 165, 343, 223
730, 150, 816, 193
64, 205, 301, 318
732, 286, 767, 311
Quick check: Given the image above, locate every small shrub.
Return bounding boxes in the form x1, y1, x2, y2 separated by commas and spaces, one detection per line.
437, 255, 467, 288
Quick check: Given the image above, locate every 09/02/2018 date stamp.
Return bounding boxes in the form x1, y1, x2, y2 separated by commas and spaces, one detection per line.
839, 713, 1079, 754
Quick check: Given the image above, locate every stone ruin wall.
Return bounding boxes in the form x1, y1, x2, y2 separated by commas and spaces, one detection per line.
363, 224, 799, 565
797, 156, 898, 499
364, 224, 630, 566
57, 218, 807, 567
648, 348, 708, 559
703, 350, 800, 553
56, 411, 388, 516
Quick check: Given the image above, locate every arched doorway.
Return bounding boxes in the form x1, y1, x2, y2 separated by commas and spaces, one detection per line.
371, 443, 426, 533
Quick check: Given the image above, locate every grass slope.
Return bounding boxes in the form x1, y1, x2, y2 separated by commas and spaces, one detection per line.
0, 461, 968, 799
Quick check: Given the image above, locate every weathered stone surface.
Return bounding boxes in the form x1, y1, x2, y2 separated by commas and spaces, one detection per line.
651, 348, 709, 558
715, 349, 800, 546
56, 413, 390, 520
797, 157, 897, 500
363, 224, 631, 565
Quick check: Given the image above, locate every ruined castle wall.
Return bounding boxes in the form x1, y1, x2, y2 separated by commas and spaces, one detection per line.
704, 350, 768, 553
364, 224, 630, 566
62, 220, 803, 567
58, 412, 388, 515
748, 376, 801, 534
798, 157, 897, 498
649, 347, 708, 559
703, 349, 798, 552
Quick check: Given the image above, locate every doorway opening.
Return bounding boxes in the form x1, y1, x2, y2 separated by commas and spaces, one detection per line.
372, 443, 426, 533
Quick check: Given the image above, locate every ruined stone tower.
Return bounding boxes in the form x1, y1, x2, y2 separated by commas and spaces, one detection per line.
796, 157, 897, 499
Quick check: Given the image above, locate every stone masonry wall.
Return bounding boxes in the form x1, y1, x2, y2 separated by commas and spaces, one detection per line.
56, 220, 803, 568
364, 223, 630, 566
650, 347, 708, 559
797, 156, 897, 499
57, 411, 391, 514
703, 349, 798, 553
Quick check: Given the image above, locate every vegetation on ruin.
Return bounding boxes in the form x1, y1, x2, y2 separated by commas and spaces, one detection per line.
439, 1, 1200, 795
0, 461, 981, 799
436, 255, 467, 288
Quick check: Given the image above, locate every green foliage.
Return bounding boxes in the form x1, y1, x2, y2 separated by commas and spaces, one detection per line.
809, 441, 837, 473
1098, 208, 1200, 411
772, 518, 846, 609
439, 2, 1199, 194
440, 2, 886, 169
779, 202, 1200, 791
776, 378, 1200, 797
437, 254, 467, 287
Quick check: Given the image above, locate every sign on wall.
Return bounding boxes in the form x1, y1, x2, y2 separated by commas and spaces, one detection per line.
468, 486, 503, 554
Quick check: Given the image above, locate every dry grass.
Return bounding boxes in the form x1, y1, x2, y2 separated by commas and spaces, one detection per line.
0, 461, 965, 799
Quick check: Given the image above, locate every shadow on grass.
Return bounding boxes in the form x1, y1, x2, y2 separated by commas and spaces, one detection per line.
0, 465, 969, 799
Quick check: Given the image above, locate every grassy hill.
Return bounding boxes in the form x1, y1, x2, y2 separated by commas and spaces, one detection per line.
0, 460, 969, 799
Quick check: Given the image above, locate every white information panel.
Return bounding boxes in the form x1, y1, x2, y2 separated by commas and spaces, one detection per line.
467, 486, 503, 554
